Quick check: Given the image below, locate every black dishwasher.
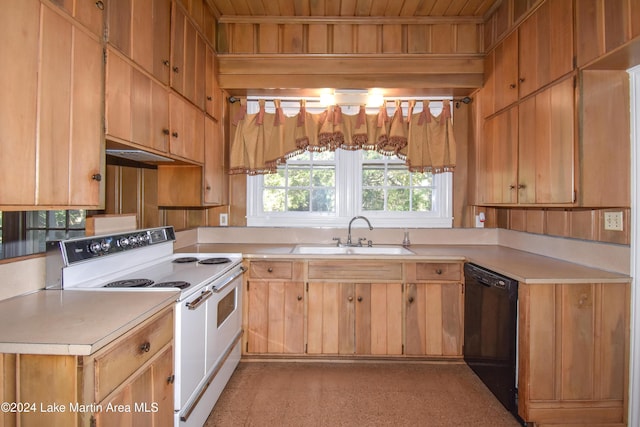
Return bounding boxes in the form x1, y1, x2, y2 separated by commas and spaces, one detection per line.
464, 263, 520, 421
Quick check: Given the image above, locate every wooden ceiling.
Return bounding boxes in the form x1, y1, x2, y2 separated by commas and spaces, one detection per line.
207, 0, 499, 18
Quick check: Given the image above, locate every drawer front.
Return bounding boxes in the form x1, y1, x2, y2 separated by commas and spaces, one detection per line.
95, 308, 173, 402
308, 261, 402, 281
415, 263, 462, 281
249, 261, 293, 279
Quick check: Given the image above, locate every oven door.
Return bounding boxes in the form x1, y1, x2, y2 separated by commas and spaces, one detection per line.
206, 266, 244, 373
176, 286, 212, 410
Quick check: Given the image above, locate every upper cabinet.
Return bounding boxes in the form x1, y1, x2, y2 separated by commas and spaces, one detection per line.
0, 0, 104, 210
107, 0, 172, 84
483, 0, 574, 117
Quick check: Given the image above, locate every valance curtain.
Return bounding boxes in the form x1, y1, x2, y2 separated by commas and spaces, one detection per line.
229, 98, 456, 175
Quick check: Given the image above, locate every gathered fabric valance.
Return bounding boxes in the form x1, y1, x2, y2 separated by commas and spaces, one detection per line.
229, 99, 456, 175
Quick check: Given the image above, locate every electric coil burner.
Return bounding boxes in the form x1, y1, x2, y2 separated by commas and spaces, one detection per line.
104, 278, 154, 288
152, 281, 191, 290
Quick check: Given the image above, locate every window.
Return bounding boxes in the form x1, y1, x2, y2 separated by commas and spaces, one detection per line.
246, 99, 453, 228
0, 210, 86, 260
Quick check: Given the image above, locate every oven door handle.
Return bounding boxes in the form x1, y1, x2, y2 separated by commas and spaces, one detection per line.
186, 290, 213, 310
213, 266, 246, 293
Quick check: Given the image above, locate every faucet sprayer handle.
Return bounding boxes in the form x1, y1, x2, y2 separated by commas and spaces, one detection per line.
332, 237, 342, 247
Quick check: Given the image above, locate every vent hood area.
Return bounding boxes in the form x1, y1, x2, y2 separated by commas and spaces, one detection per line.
106, 149, 175, 163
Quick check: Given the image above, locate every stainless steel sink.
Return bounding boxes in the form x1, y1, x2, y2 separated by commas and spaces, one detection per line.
290, 245, 414, 255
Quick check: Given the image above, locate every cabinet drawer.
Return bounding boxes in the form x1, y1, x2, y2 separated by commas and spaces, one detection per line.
308, 261, 402, 281
414, 263, 462, 281
95, 308, 173, 402
249, 261, 293, 279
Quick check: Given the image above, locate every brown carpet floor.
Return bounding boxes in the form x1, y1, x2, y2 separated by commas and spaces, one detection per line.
205, 361, 522, 427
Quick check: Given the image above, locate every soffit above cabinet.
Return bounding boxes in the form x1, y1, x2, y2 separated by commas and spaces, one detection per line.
206, 0, 500, 19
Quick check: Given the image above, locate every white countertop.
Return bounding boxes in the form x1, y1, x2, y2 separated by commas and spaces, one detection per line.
178, 243, 630, 284
0, 290, 178, 356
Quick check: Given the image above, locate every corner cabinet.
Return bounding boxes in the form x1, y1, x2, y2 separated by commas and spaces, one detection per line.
4, 307, 174, 427
0, 0, 104, 210
518, 282, 630, 426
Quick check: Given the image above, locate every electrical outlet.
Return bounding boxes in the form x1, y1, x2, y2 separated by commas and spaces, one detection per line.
219, 213, 228, 226
604, 211, 623, 231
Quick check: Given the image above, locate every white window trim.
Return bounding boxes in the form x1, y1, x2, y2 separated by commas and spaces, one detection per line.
244, 98, 453, 228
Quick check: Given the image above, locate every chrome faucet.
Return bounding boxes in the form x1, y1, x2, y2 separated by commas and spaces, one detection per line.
346, 216, 373, 246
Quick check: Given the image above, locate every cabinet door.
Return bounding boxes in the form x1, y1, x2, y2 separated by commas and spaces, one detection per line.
132, 69, 170, 153
518, 77, 575, 204
307, 282, 402, 355
246, 280, 305, 354
0, 0, 41, 206
518, 282, 628, 423
494, 31, 518, 112
480, 107, 518, 204
204, 116, 228, 205
38, 5, 103, 207
205, 46, 217, 118
405, 283, 463, 356
170, 6, 186, 96
517, 11, 538, 98
169, 93, 204, 163
105, 49, 133, 141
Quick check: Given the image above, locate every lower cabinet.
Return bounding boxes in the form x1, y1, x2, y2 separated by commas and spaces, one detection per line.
2, 307, 174, 427
518, 282, 630, 426
307, 282, 403, 355
245, 261, 305, 354
404, 262, 464, 357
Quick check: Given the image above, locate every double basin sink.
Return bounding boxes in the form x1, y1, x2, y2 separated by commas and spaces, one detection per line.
290, 245, 414, 255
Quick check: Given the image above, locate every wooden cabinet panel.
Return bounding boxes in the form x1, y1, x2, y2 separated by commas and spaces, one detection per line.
249, 261, 293, 279
105, 49, 133, 141
169, 93, 205, 163
171, 4, 206, 109
405, 283, 463, 357
95, 309, 173, 402
157, 165, 203, 206
203, 116, 229, 205
0, 0, 39, 207
518, 77, 575, 204
519, 282, 629, 424
307, 282, 402, 355
246, 280, 305, 354
579, 70, 630, 207
409, 262, 462, 282
308, 261, 402, 281
480, 107, 518, 204
494, 31, 518, 112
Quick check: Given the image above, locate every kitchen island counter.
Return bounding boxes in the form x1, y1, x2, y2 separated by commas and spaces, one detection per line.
0, 290, 178, 355
178, 243, 630, 284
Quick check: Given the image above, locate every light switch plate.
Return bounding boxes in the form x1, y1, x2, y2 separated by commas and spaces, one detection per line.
604, 211, 623, 231
219, 213, 228, 226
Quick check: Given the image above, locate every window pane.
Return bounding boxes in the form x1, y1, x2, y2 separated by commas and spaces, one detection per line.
313, 151, 335, 161
388, 188, 411, 211
412, 188, 433, 211
362, 150, 384, 160
362, 166, 384, 186
311, 189, 335, 212
413, 172, 433, 186
287, 190, 310, 211
388, 169, 410, 186
264, 189, 285, 212
264, 171, 285, 187
289, 167, 310, 186
362, 188, 384, 210
312, 167, 335, 187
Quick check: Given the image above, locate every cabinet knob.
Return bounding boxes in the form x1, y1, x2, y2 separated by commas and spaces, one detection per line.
91, 173, 102, 182
162, 59, 170, 67
173, 66, 180, 73
435, 269, 443, 275
357, 296, 363, 302
139, 342, 151, 353
408, 296, 414, 304
267, 267, 273, 273
510, 83, 517, 89
519, 78, 525, 83
95, 1, 104, 10
167, 375, 175, 384
509, 184, 517, 190
172, 131, 179, 138
297, 295, 303, 301
518, 184, 526, 189
207, 96, 213, 101
162, 128, 170, 135
348, 296, 353, 302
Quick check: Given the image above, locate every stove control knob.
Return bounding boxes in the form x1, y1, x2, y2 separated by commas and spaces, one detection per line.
137, 234, 148, 245
100, 240, 111, 252
119, 237, 130, 247
89, 241, 102, 254
129, 235, 139, 245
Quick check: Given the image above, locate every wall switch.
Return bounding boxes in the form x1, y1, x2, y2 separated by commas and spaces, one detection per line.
219, 213, 228, 226
604, 211, 623, 231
